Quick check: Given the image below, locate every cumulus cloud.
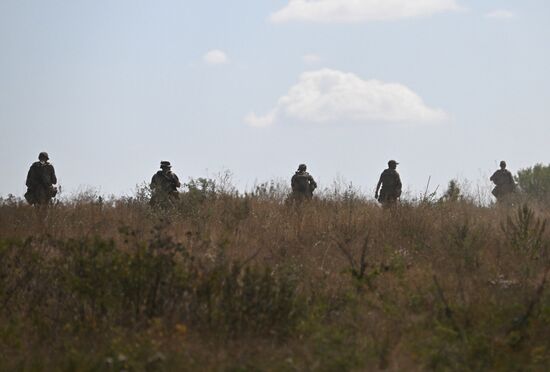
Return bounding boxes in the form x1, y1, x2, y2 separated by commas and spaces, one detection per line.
485, 10, 515, 19
302, 54, 321, 65
203, 49, 229, 65
245, 69, 447, 127
270, 0, 461, 23
244, 110, 277, 128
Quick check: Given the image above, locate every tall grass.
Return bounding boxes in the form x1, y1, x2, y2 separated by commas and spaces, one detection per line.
0, 181, 549, 371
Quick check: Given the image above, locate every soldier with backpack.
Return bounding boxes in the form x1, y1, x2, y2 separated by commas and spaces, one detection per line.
25, 152, 58, 206
375, 160, 402, 207
291, 164, 317, 201
150, 161, 181, 207
490, 161, 516, 202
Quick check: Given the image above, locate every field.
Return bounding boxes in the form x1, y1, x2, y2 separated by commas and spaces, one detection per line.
1, 181, 549, 371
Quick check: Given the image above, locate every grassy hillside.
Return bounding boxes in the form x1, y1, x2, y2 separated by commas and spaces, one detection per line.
1, 183, 549, 371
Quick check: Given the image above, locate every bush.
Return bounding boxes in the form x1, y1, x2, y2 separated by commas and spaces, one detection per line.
1, 184, 550, 370
0, 228, 304, 339
516, 163, 550, 200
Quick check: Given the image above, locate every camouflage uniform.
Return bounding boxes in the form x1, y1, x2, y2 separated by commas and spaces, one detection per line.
376, 161, 402, 206
150, 161, 181, 207
291, 164, 317, 201
25, 152, 57, 205
490, 163, 515, 200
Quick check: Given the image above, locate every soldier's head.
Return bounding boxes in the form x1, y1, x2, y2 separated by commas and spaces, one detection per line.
38, 152, 49, 162
500, 161, 507, 169
388, 160, 398, 170
160, 161, 172, 171
298, 164, 307, 172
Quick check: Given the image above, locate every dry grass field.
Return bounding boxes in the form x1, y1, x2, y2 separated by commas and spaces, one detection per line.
1, 181, 549, 371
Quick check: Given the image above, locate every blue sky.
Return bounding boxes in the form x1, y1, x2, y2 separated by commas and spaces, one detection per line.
1, 0, 549, 198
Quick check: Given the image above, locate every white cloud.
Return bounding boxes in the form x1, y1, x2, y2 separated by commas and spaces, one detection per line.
485, 9, 515, 19
203, 49, 229, 65
244, 110, 277, 128
245, 69, 447, 127
302, 54, 321, 65
270, 0, 461, 23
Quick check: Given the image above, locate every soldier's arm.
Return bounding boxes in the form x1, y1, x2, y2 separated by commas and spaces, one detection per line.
490, 172, 496, 182
507, 172, 515, 185
173, 174, 181, 188
309, 176, 317, 190
375, 175, 383, 197
396, 174, 402, 190
25, 167, 34, 187
291, 175, 296, 191
50, 165, 57, 185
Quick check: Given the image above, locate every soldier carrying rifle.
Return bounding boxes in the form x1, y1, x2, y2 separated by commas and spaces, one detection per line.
490, 161, 516, 202
25, 152, 58, 206
150, 161, 181, 207
291, 164, 317, 201
375, 160, 402, 207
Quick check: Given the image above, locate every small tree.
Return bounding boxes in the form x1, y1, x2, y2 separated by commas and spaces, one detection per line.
440, 179, 462, 202
516, 164, 550, 199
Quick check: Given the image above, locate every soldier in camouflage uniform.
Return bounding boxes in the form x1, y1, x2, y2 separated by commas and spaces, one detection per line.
150, 161, 181, 207
375, 160, 402, 207
490, 161, 516, 201
291, 164, 317, 201
25, 152, 58, 205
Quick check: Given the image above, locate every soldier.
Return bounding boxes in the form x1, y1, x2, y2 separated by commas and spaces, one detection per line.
375, 160, 402, 207
291, 164, 317, 201
150, 161, 181, 207
490, 161, 516, 201
25, 152, 58, 206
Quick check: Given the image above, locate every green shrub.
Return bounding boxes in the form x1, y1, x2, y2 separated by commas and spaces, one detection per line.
0, 227, 304, 339
516, 163, 550, 200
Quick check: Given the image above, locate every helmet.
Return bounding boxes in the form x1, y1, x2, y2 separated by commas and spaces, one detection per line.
38, 152, 49, 161
160, 161, 172, 169
388, 160, 399, 167
500, 160, 507, 168
298, 164, 307, 171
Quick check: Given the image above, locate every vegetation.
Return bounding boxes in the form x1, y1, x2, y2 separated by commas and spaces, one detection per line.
516, 163, 550, 200
1, 180, 550, 371
440, 179, 462, 203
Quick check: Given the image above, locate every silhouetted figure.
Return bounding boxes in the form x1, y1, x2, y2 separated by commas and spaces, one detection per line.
291, 164, 317, 201
150, 161, 181, 207
25, 152, 58, 205
490, 161, 516, 202
375, 160, 402, 207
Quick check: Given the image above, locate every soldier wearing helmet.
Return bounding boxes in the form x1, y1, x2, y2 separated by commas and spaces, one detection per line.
291, 164, 317, 201
375, 160, 402, 207
150, 161, 181, 207
490, 161, 516, 201
24, 152, 58, 205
